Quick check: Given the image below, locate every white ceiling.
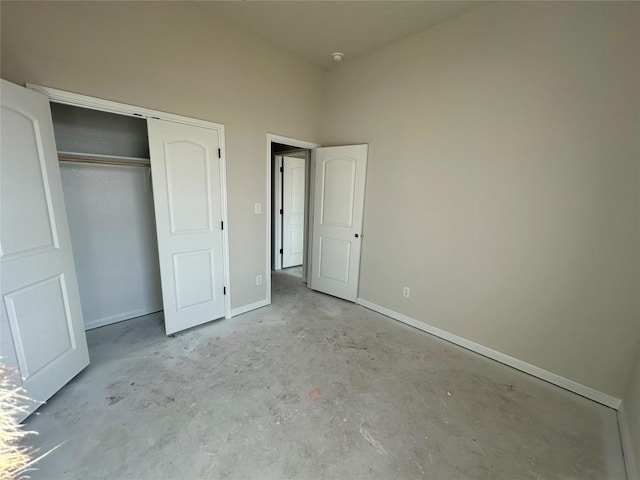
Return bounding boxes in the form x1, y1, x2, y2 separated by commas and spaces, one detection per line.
196, 1, 487, 70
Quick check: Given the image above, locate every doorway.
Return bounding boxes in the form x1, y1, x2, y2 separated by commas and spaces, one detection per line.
272, 144, 308, 272
271, 143, 311, 287
265, 135, 369, 305
265, 135, 319, 304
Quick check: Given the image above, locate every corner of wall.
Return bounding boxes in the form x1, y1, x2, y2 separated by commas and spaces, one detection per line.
621, 348, 640, 480
619, 401, 639, 480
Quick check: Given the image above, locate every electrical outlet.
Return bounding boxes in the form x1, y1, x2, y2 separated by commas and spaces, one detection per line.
256, 275, 263, 286
254, 203, 262, 214
402, 287, 410, 298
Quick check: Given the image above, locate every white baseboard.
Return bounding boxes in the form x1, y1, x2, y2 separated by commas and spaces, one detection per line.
618, 402, 639, 480
231, 299, 269, 317
356, 297, 622, 410
84, 306, 163, 330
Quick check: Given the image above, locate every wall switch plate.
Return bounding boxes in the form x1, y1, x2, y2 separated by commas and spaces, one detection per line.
254, 203, 262, 214
403, 287, 410, 298
256, 275, 263, 286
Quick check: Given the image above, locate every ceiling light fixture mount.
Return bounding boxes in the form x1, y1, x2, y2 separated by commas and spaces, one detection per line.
331, 52, 344, 63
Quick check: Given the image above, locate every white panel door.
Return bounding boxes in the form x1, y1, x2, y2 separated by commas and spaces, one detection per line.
310, 145, 368, 301
282, 156, 306, 268
147, 119, 226, 335
0, 80, 89, 420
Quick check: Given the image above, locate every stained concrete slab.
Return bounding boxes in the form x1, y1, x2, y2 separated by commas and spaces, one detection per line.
24, 271, 626, 479
280, 266, 303, 279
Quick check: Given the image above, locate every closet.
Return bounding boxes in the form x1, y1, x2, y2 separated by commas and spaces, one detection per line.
1, 80, 231, 419
43, 98, 231, 336
51, 103, 163, 330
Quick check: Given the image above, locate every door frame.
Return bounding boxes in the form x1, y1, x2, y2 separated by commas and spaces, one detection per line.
26, 84, 233, 320
265, 134, 319, 306
273, 154, 283, 271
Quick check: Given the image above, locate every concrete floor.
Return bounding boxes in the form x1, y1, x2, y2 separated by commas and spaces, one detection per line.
280, 266, 303, 279
25, 271, 626, 479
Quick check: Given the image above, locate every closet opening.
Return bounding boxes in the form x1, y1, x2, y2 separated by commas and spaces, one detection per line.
2, 81, 233, 418
50, 103, 163, 331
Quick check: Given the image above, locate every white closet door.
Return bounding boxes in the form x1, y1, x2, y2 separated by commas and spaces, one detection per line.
282, 156, 306, 268
310, 145, 368, 302
0, 80, 89, 420
147, 119, 226, 335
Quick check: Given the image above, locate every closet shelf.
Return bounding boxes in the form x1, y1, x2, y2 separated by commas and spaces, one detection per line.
58, 151, 151, 168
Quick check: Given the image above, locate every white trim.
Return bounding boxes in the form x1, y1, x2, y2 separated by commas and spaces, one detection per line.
273, 155, 283, 271
30, 83, 233, 321
27, 84, 224, 130
231, 299, 269, 317
267, 134, 320, 151
218, 128, 232, 320
84, 308, 162, 331
305, 150, 315, 285
356, 297, 622, 410
265, 134, 320, 307
619, 402, 639, 480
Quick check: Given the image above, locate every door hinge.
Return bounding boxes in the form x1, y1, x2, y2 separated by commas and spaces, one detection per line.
221, 221, 224, 230
279, 248, 283, 254
280, 209, 283, 215
280, 166, 283, 172
218, 148, 221, 159
223, 287, 226, 295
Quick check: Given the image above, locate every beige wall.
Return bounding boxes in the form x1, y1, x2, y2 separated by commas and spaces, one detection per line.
322, 2, 640, 398
624, 350, 640, 476
0, 1, 323, 308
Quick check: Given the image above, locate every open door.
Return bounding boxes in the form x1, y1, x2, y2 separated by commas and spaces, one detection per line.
310, 145, 368, 302
147, 119, 226, 335
282, 155, 306, 268
1, 80, 90, 420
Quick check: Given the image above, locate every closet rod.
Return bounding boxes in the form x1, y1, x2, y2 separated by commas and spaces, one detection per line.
58, 156, 150, 168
